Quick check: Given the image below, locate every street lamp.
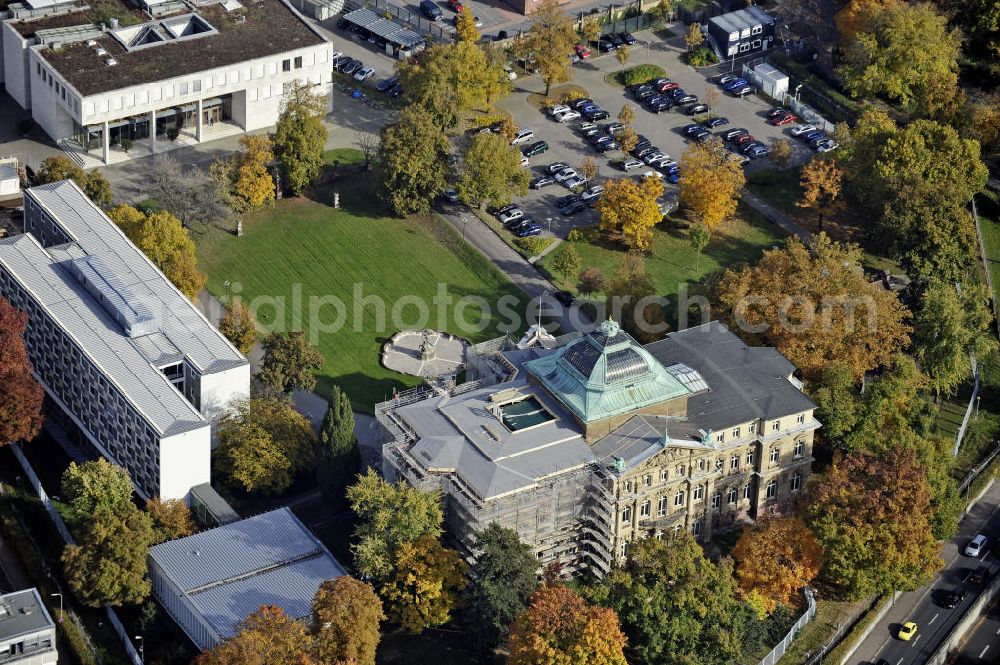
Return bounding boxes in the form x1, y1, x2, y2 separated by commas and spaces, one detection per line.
546, 217, 553, 233
222, 280, 231, 304
135, 635, 144, 664
795, 84, 803, 102
50, 593, 62, 623
462, 219, 468, 241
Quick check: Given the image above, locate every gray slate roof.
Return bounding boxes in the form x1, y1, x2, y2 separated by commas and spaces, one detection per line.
645, 321, 816, 432
708, 6, 775, 35
149, 508, 345, 641
0, 588, 55, 641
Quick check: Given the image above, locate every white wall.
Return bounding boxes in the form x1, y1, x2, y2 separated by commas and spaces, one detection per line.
198, 363, 251, 443
2, 20, 30, 108
159, 425, 212, 501
27, 52, 76, 140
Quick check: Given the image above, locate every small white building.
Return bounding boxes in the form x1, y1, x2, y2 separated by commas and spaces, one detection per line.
749, 62, 789, 101
148, 508, 347, 650
0, 588, 58, 665
0, 0, 333, 165
0, 180, 251, 501
0, 158, 20, 197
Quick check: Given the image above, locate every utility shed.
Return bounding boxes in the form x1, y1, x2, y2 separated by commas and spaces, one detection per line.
751, 63, 789, 100
148, 507, 345, 650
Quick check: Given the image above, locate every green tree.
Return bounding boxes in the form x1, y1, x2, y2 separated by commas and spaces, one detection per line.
550, 244, 581, 285
467, 523, 539, 651
259, 331, 325, 394
913, 281, 997, 398
35, 156, 113, 207
218, 299, 258, 356
837, 1, 961, 116
458, 132, 530, 209
62, 502, 154, 607
271, 80, 328, 196
808, 448, 942, 598
382, 535, 469, 633
595, 176, 665, 251
106, 204, 206, 300
604, 253, 665, 344
807, 362, 862, 445
377, 105, 451, 215
0, 299, 44, 447
145, 498, 197, 544
397, 43, 508, 125
689, 224, 710, 271
61, 459, 134, 524
215, 420, 292, 495
517, 0, 578, 95
508, 582, 628, 665
347, 469, 444, 581
316, 385, 359, 506
312, 576, 384, 665
590, 534, 764, 665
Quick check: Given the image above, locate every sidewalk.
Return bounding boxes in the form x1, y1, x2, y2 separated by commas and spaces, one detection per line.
740, 190, 812, 241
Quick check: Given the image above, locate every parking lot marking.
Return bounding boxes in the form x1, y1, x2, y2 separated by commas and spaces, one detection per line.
981, 645, 991, 658
930, 613, 939, 625
912, 635, 921, 647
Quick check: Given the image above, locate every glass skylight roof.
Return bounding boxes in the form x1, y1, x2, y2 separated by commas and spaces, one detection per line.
665, 363, 710, 393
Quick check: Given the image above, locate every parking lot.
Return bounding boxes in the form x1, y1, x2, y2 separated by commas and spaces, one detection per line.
492, 29, 815, 238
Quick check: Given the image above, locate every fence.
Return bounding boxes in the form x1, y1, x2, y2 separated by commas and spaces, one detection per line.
757, 587, 816, 665
739, 61, 836, 133
972, 195, 1000, 338
958, 442, 1000, 496
954, 360, 981, 456
9, 443, 144, 665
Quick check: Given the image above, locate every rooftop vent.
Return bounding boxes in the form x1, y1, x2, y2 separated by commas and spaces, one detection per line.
106, 58, 117, 65
161, 12, 215, 38
95, 46, 107, 55
109, 16, 119, 28
86, 39, 97, 45
65, 255, 157, 338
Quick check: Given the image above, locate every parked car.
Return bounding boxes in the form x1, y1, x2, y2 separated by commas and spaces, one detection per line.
740, 140, 765, 154
547, 161, 571, 174
658, 81, 680, 93
815, 140, 840, 153
771, 113, 798, 126
514, 224, 542, 237
596, 38, 616, 52
387, 83, 404, 97
897, 622, 917, 642
646, 99, 672, 113
790, 123, 818, 137
685, 103, 710, 116
354, 66, 375, 81
722, 127, 749, 142
510, 129, 535, 145
582, 127, 602, 139
554, 167, 578, 183
530, 175, 556, 189
703, 116, 729, 127
506, 217, 534, 230
447, 0, 463, 11
675, 94, 698, 105
966, 534, 989, 557
577, 121, 598, 133
659, 160, 679, 173
440, 187, 459, 203
668, 87, 688, 99
683, 123, 705, 136
376, 75, 398, 92
522, 141, 549, 157
619, 159, 644, 171
808, 135, 831, 148
603, 33, 623, 47
583, 108, 609, 121
604, 122, 624, 135
942, 588, 966, 609
490, 203, 518, 216
554, 291, 575, 306
731, 85, 756, 97
800, 130, 826, 142
635, 88, 657, 101
767, 107, 791, 120
574, 43, 591, 58
555, 194, 582, 208
618, 31, 636, 44
570, 98, 594, 110
553, 109, 581, 123
716, 73, 739, 85
636, 145, 659, 158
735, 133, 757, 146
561, 201, 588, 215
548, 104, 572, 116
339, 59, 362, 75
591, 133, 614, 145
746, 145, 770, 159
498, 208, 523, 223
520, 155, 529, 166
563, 175, 587, 189
594, 141, 617, 153
722, 78, 748, 92
970, 566, 990, 584
419, 0, 442, 20
580, 184, 605, 201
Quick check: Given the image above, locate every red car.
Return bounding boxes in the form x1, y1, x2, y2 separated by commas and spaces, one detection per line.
771, 113, 798, 126
736, 133, 756, 146
574, 43, 591, 58
447, 0, 463, 11
658, 81, 680, 92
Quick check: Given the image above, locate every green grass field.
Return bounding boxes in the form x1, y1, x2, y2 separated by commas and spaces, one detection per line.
196, 166, 527, 413
979, 214, 1000, 302
746, 167, 804, 216
538, 203, 785, 325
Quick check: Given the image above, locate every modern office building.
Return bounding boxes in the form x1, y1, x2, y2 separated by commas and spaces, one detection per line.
0, 588, 57, 665
148, 507, 347, 650
0, 180, 250, 501
706, 6, 776, 60
377, 320, 818, 576
1, 0, 333, 165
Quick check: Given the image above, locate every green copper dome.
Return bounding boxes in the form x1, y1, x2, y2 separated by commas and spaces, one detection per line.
523, 319, 693, 424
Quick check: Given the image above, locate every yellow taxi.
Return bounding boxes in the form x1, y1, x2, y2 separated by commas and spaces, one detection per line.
898, 621, 918, 641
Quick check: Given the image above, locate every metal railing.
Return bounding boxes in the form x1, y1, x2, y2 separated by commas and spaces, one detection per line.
954, 361, 981, 456
758, 587, 816, 665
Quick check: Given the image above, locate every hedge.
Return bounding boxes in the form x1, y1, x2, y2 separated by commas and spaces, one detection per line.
619, 64, 666, 87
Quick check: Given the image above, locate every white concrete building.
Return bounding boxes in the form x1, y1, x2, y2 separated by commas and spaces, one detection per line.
0, 180, 250, 500
0, 589, 57, 665
1, 0, 333, 166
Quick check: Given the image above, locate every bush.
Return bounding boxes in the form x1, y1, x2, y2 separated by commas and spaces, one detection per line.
560, 89, 589, 104
119, 138, 133, 153
620, 64, 666, 87
515, 236, 554, 257
687, 46, 718, 66
567, 225, 600, 243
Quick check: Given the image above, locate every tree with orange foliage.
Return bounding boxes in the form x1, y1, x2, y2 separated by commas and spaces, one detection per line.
507, 582, 627, 665
195, 605, 318, 665
797, 156, 842, 232
0, 298, 43, 446
834, 0, 898, 43
731, 516, 823, 613
312, 576, 384, 665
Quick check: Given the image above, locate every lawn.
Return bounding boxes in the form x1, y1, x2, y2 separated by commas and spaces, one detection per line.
196, 168, 528, 413
746, 167, 803, 216
776, 596, 866, 665
538, 203, 785, 327
978, 213, 1000, 305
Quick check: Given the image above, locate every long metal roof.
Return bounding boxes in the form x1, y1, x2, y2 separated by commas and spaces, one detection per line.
342, 8, 424, 48
149, 508, 345, 641
709, 6, 775, 36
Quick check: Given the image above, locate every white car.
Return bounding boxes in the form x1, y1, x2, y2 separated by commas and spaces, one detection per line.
553, 168, 578, 183
580, 184, 605, 201
563, 175, 586, 189
642, 170, 664, 181
498, 208, 524, 224
658, 159, 678, 171
510, 130, 534, 146
548, 104, 572, 116
790, 123, 817, 137
815, 140, 840, 153
504, 66, 517, 80
547, 161, 571, 174
354, 66, 376, 81
966, 534, 988, 557
621, 159, 643, 171
553, 109, 581, 123
520, 155, 530, 167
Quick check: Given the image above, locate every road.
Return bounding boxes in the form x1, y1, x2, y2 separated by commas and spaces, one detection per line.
952, 593, 1000, 664
850, 480, 1000, 665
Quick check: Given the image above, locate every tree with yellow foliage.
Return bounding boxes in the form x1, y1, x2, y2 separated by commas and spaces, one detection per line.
381, 535, 469, 633
106, 204, 206, 300
218, 299, 258, 356
145, 498, 197, 544
684, 22, 703, 51
678, 137, 745, 231
594, 176, 664, 251
731, 517, 823, 613
195, 605, 318, 665
834, 0, 898, 43
455, 8, 479, 42
797, 156, 842, 232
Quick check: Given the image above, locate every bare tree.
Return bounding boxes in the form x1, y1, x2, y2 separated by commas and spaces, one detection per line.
354, 131, 379, 171
149, 156, 230, 229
